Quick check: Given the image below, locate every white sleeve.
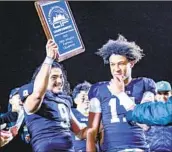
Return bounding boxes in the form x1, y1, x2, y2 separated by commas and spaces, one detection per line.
89, 98, 102, 113
141, 91, 155, 103
116, 92, 136, 110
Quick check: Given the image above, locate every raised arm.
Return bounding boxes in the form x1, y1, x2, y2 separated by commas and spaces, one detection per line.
24, 39, 57, 113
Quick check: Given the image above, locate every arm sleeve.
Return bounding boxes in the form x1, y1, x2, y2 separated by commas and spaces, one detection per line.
126, 97, 172, 125
89, 98, 101, 113
140, 78, 156, 103
88, 83, 102, 113
144, 78, 156, 95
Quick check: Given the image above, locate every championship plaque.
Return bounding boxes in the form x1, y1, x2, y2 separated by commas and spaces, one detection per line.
35, 0, 85, 62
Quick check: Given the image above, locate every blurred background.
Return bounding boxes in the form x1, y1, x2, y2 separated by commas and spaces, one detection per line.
0, 1, 172, 112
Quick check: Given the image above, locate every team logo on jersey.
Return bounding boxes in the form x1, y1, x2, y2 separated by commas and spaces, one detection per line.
23, 90, 29, 97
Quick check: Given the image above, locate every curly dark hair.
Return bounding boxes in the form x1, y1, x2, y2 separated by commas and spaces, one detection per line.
96, 34, 144, 64
31, 61, 71, 95
72, 81, 92, 99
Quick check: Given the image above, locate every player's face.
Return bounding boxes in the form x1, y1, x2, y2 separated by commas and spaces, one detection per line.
48, 67, 64, 93
75, 91, 90, 110
9, 94, 21, 112
109, 54, 134, 80
155, 91, 172, 102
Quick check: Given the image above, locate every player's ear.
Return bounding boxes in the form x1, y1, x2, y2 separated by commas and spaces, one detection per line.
74, 97, 79, 105
9, 99, 12, 104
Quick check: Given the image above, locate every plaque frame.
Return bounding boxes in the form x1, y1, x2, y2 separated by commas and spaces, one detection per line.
35, 0, 85, 62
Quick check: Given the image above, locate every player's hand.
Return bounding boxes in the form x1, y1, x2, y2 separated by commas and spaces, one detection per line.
0, 130, 13, 147
10, 126, 18, 137
108, 75, 125, 95
46, 39, 58, 60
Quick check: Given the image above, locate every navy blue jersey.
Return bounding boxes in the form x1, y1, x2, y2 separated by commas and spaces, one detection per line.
24, 91, 74, 151
89, 78, 155, 151
125, 77, 156, 104
72, 108, 88, 152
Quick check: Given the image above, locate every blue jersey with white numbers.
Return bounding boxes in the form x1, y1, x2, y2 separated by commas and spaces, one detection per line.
72, 108, 88, 152
89, 77, 156, 151
24, 91, 73, 151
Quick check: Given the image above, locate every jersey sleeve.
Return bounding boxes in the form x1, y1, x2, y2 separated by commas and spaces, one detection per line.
88, 83, 101, 101
143, 78, 156, 94
89, 98, 101, 113
141, 78, 156, 102
88, 83, 102, 113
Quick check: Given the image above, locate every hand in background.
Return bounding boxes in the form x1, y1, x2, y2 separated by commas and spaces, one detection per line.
10, 126, 18, 137
0, 130, 13, 147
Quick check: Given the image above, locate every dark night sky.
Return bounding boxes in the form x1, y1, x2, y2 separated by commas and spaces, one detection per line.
0, 1, 172, 112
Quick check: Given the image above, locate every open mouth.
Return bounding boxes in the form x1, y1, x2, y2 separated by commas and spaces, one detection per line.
54, 83, 62, 87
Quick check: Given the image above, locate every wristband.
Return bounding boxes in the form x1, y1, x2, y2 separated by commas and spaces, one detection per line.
43, 56, 54, 65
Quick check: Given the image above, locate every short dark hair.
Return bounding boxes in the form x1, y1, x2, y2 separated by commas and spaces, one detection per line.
31, 61, 71, 95
96, 34, 144, 64
72, 81, 92, 99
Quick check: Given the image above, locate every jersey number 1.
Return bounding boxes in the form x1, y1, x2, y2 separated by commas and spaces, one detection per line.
109, 98, 126, 123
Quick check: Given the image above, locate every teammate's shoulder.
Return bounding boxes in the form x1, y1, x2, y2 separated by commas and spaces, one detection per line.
88, 81, 108, 100
135, 77, 156, 93
55, 93, 73, 108
64, 94, 73, 108
91, 81, 108, 89
134, 77, 155, 83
